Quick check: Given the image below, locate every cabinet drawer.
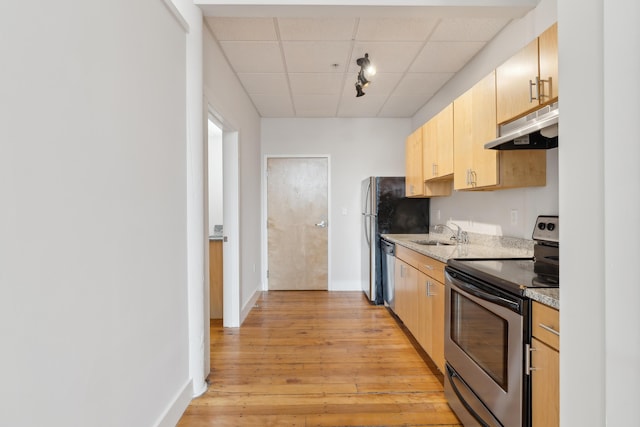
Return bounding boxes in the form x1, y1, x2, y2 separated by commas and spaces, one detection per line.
396, 245, 445, 283
532, 301, 559, 351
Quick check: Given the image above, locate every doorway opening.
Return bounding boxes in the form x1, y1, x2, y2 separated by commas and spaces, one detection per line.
204, 107, 240, 329
207, 118, 223, 320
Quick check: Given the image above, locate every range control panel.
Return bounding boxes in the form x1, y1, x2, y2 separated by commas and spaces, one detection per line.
532, 215, 559, 243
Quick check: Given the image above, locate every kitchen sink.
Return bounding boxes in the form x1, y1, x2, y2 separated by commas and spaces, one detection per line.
411, 239, 454, 246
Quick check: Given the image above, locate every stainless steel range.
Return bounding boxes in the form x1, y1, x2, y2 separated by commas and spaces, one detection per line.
444, 216, 559, 427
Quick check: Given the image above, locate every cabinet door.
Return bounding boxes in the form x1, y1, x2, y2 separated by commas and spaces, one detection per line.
453, 72, 499, 190
394, 258, 407, 320
531, 337, 560, 427
539, 23, 558, 103
496, 37, 539, 124
405, 128, 424, 197
429, 279, 445, 373
422, 119, 437, 180
471, 71, 499, 188
423, 105, 453, 181
453, 85, 473, 190
416, 271, 429, 350
435, 104, 454, 178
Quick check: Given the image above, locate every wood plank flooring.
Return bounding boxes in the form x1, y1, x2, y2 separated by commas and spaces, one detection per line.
178, 291, 462, 427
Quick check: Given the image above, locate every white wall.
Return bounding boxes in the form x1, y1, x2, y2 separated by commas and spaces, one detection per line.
208, 120, 224, 233
262, 118, 411, 290
560, 0, 640, 425
431, 150, 558, 238
413, 0, 558, 239
0, 1, 191, 426
203, 22, 263, 322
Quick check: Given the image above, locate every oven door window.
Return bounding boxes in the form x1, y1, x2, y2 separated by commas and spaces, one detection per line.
451, 289, 508, 390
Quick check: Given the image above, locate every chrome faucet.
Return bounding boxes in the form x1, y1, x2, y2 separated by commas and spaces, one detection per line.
435, 223, 469, 244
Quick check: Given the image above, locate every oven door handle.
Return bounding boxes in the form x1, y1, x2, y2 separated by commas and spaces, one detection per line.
446, 365, 504, 427
448, 273, 521, 312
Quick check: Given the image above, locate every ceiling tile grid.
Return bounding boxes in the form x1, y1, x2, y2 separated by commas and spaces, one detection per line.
205, 13, 514, 118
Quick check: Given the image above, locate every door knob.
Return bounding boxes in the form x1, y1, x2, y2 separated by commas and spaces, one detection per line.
315, 220, 327, 228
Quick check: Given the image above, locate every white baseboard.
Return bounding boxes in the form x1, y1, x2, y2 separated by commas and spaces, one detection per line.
240, 288, 262, 325
329, 280, 362, 291
154, 379, 193, 427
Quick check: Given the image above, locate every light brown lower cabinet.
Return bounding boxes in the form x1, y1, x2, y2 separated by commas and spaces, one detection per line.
209, 240, 223, 319
394, 245, 445, 373
530, 301, 560, 427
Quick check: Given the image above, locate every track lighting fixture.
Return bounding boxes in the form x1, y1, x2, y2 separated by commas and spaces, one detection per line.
355, 53, 375, 97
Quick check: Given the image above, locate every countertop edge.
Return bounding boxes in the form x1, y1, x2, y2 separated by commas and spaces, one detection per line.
382, 233, 559, 309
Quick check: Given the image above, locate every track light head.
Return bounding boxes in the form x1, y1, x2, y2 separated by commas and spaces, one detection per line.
357, 70, 370, 88
355, 53, 374, 97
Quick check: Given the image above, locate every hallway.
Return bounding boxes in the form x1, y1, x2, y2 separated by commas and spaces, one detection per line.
178, 291, 461, 427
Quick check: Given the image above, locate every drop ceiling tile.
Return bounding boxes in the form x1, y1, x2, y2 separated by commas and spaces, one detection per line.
251, 94, 294, 117
219, 41, 285, 73
278, 18, 356, 41
206, 17, 277, 41
356, 17, 439, 41
237, 73, 289, 95
282, 41, 352, 73
430, 18, 511, 42
410, 41, 486, 73
378, 96, 430, 117
289, 73, 344, 95
292, 95, 340, 117
394, 72, 454, 97
350, 42, 424, 73
337, 94, 387, 117
340, 72, 403, 99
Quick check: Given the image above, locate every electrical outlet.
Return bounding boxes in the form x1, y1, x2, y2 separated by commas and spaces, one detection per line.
510, 209, 518, 225
436, 210, 441, 220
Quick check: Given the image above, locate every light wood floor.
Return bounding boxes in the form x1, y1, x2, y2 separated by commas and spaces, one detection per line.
178, 291, 462, 427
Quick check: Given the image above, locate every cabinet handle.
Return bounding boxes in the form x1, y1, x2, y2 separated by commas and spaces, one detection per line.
525, 343, 537, 375
529, 77, 541, 102
465, 169, 470, 186
471, 170, 477, 186
424, 264, 434, 270
539, 323, 560, 336
426, 280, 431, 296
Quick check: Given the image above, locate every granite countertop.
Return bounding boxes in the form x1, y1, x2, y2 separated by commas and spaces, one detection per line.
209, 234, 223, 241
382, 232, 559, 309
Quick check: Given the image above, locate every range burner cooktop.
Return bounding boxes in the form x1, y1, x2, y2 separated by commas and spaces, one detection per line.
447, 258, 558, 296
446, 216, 559, 296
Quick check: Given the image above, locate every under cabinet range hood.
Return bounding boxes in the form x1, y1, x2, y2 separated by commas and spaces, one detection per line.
485, 102, 558, 150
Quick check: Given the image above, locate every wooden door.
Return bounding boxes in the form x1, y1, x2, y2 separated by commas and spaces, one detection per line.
267, 157, 328, 290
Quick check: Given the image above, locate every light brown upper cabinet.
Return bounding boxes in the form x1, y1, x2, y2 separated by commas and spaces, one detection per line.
454, 71, 547, 190
405, 124, 452, 198
422, 104, 454, 181
405, 126, 424, 197
496, 23, 558, 124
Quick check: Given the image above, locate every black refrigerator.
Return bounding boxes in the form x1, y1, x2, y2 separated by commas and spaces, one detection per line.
361, 177, 430, 304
